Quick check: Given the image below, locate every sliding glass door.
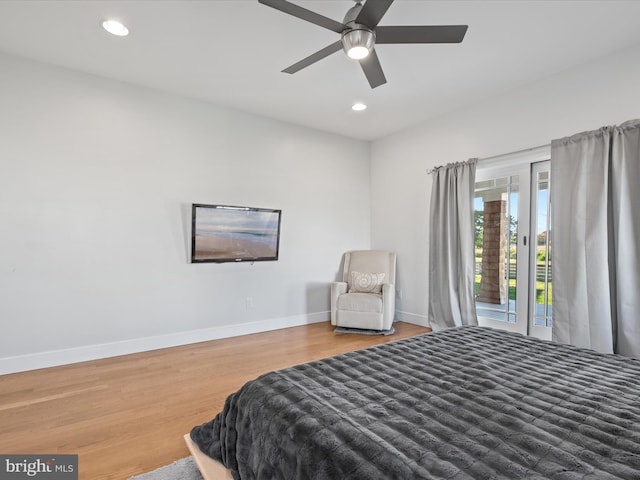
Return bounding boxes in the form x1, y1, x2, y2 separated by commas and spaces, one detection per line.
474, 159, 551, 339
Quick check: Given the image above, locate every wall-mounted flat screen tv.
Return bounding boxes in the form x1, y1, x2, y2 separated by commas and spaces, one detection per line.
191, 203, 282, 263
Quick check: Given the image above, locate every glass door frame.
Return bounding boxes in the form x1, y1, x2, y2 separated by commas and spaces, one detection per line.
474, 146, 551, 338
475, 163, 530, 335
529, 160, 552, 340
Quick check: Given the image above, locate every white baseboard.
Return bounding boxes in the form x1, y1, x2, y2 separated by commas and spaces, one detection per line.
396, 310, 430, 327
0, 312, 329, 375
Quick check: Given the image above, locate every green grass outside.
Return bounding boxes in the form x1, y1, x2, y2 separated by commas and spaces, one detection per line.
474, 274, 552, 304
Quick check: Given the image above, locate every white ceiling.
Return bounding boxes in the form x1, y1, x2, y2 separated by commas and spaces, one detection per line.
1, 0, 640, 141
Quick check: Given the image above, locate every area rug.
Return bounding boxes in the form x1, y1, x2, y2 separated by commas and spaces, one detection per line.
334, 326, 395, 335
129, 457, 202, 480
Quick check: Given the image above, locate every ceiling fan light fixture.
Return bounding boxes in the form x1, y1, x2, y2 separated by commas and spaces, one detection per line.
342, 28, 375, 60
259, 0, 468, 90
347, 46, 369, 60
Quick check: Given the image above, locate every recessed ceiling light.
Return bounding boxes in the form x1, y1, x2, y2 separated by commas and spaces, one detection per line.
102, 19, 129, 37
352, 103, 367, 111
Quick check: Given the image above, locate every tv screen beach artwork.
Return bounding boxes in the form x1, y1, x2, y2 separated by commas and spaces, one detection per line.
191, 204, 281, 263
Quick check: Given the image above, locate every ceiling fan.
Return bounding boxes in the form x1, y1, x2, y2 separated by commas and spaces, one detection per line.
258, 0, 468, 89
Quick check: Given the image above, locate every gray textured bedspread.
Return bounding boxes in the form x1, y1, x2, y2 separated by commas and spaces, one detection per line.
190, 326, 640, 479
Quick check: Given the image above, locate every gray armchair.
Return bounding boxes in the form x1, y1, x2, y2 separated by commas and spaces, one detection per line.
331, 250, 396, 331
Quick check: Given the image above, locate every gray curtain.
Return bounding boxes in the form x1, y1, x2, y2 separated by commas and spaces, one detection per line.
428, 159, 478, 330
551, 119, 640, 357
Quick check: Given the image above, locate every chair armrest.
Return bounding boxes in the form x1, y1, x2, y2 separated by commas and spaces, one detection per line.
382, 283, 395, 328
330, 282, 348, 325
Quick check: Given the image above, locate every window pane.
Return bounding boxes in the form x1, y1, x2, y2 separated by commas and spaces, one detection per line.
474, 176, 519, 323
533, 170, 552, 328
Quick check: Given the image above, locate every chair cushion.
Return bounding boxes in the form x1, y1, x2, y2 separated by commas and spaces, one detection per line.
348, 271, 385, 294
337, 292, 383, 313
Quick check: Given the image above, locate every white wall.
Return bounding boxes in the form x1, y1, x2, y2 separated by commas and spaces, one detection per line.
5, 41, 640, 373
371, 43, 640, 325
0, 53, 371, 373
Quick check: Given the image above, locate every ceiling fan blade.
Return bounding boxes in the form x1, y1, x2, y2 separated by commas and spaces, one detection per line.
359, 49, 387, 89
282, 40, 343, 74
376, 25, 468, 44
258, 0, 345, 33
355, 0, 394, 29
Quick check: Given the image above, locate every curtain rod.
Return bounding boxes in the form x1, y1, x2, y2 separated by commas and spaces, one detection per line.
478, 143, 550, 162
426, 143, 550, 174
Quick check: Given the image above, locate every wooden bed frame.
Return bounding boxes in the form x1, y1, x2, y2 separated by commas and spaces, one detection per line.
184, 433, 233, 480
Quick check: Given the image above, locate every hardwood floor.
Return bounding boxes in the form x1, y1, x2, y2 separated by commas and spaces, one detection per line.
0, 321, 430, 479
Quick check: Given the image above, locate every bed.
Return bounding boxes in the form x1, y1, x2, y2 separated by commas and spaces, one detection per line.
189, 326, 640, 479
